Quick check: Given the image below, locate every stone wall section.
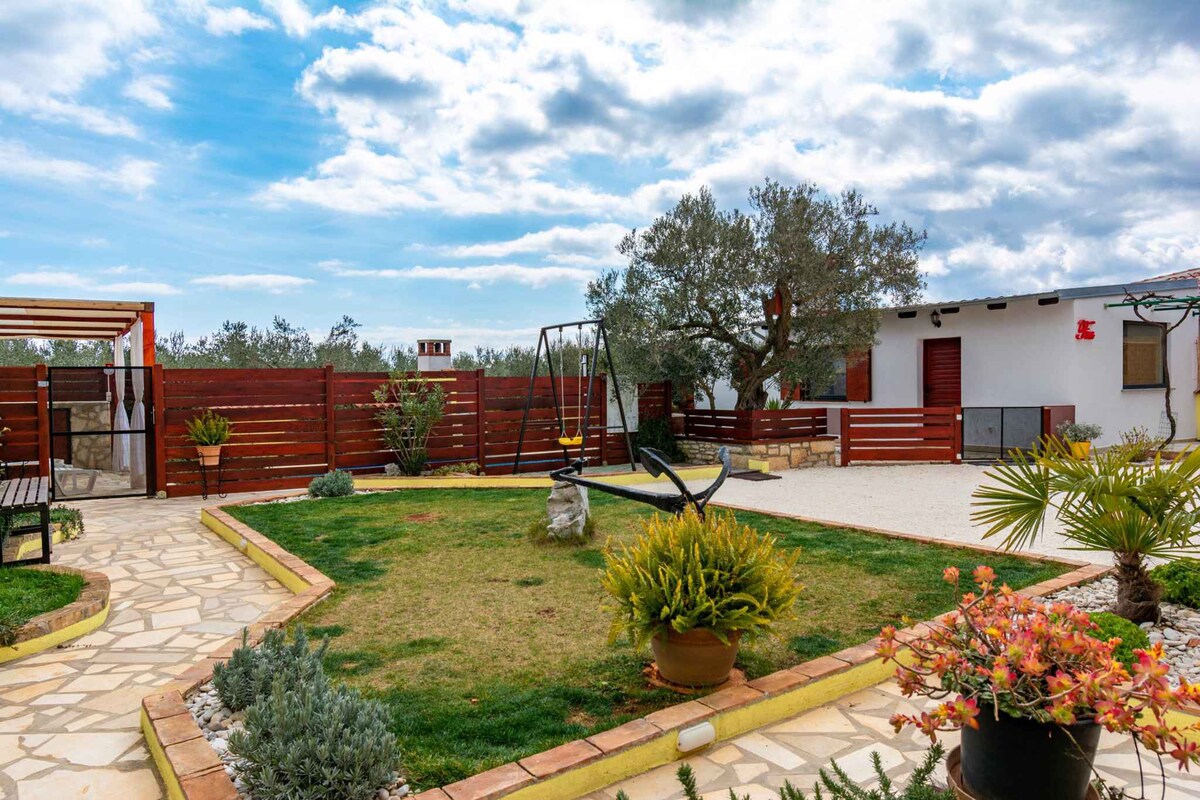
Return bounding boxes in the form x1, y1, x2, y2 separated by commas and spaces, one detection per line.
678, 436, 838, 471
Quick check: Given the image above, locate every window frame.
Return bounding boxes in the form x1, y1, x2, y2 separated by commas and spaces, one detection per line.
1122, 320, 1168, 390
808, 357, 848, 402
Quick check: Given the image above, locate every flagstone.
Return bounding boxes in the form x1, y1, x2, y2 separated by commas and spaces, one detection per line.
4, 758, 55, 781
17, 766, 162, 800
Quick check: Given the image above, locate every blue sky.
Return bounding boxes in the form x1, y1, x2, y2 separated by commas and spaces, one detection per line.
2, 0, 1199, 350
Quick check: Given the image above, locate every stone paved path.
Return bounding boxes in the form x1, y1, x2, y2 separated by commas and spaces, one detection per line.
584, 682, 1200, 800
0, 494, 289, 800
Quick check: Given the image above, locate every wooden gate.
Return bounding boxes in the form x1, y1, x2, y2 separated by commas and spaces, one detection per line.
840, 406, 962, 465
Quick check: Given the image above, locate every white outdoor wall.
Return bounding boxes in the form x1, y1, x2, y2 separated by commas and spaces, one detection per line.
705, 289, 1197, 446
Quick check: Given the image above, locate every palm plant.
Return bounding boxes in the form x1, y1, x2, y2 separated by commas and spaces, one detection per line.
972, 438, 1200, 622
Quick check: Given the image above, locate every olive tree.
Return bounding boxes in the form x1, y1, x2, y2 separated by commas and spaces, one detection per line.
588, 181, 925, 409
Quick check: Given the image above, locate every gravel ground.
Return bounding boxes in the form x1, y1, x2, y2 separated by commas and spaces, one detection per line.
1050, 577, 1200, 685
686, 463, 1107, 564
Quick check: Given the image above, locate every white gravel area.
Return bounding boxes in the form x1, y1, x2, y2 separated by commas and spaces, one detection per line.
687, 463, 1105, 564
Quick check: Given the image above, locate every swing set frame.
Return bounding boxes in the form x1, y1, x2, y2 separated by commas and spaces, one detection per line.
512, 318, 636, 475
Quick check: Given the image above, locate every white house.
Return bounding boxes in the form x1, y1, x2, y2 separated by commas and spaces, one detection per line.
708, 275, 1199, 450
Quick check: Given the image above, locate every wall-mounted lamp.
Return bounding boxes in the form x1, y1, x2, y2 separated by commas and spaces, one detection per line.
930, 309, 942, 328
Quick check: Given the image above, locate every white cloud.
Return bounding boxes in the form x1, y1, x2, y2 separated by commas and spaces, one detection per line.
190, 273, 315, 293
204, 5, 274, 36
123, 74, 172, 110
261, 0, 349, 37
83, 237, 111, 247
0, 140, 157, 195
327, 263, 595, 287
0, 0, 159, 136
443, 223, 629, 260
358, 323, 541, 352
5, 269, 178, 296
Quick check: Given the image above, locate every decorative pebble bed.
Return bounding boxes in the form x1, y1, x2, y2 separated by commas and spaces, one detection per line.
186, 683, 410, 800
1049, 576, 1200, 685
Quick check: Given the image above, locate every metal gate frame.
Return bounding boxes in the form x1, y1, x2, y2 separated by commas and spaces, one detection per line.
961, 406, 1048, 462
47, 366, 157, 501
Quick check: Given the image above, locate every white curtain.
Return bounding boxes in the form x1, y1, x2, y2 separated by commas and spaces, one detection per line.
130, 321, 147, 489
111, 335, 130, 472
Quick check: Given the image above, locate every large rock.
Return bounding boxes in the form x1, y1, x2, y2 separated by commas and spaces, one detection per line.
545, 481, 590, 541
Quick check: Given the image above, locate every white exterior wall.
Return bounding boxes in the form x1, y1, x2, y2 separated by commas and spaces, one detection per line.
705, 290, 1197, 446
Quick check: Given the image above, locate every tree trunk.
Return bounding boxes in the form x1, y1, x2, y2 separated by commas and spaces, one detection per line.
1112, 552, 1162, 623
733, 381, 768, 410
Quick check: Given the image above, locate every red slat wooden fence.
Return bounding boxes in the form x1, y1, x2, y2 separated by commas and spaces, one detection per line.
157, 369, 641, 494
0, 366, 44, 474
637, 381, 672, 420
683, 408, 828, 442
840, 406, 962, 465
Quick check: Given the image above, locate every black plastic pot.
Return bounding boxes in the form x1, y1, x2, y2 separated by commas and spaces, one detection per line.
960, 706, 1101, 800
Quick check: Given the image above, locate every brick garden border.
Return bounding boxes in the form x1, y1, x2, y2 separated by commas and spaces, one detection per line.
0, 564, 110, 664
141, 490, 1114, 800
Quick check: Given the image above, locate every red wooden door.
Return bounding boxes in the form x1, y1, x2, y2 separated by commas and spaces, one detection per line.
923, 338, 961, 406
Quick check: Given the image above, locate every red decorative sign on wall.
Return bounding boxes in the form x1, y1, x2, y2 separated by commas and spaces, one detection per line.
1075, 319, 1096, 340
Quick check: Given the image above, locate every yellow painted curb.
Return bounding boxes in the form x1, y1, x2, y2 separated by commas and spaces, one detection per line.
353, 465, 722, 491
12, 525, 66, 561
142, 709, 186, 800
200, 508, 310, 594
504, 659, 894, 800
745, 459, 770, 474
0, 597, 110, 664
508, 733, 679, 800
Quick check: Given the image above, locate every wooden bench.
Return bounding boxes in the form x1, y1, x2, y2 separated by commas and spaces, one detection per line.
0, 477, 51, 566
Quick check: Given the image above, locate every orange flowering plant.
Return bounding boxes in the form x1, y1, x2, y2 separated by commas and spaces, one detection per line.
876, 565, 1200, 770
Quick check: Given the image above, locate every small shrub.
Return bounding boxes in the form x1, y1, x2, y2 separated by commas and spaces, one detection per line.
602, 508, 801, 647
213, 627, 328, 712
633, 416, 685, 463
372, 374, 446, 476
52, 506, 84, 540
185, 409, 233, 446
229, 673, 399, 800
1114, 426, 1165, 462
1151, 559, 1200, 609
764, 397, 793, 410
430, 461, 480, 476
1056, 420, 1102, 443
308, 470, 354, 498
1090, 611, 1150, 670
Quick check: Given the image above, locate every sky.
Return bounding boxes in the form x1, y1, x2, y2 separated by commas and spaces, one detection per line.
1, 0, 1199, 351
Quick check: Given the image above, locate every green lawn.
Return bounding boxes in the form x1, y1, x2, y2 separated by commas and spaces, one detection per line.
227, 489, 1068, 789
0, 567, 85, 643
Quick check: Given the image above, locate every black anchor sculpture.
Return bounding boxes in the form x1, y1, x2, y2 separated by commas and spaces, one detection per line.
548, 446, 731, 518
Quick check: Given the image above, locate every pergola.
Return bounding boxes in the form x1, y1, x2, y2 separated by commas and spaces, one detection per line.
0, 297, 155, 364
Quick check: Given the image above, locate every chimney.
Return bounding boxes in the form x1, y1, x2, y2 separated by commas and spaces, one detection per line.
417, 338, 452, 372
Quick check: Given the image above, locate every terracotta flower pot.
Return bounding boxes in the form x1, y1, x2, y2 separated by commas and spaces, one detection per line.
196, 445, 223, 467
651, 628, 741, 687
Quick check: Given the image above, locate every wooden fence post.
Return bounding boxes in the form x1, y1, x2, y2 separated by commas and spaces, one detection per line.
324, 364, 337, 472
152, 364, 167, 495
952, 406, 963, 464
839, 407, 850, 467
35, 364, 50, 478
599, 376, 608, 465
475, 369, 487, 473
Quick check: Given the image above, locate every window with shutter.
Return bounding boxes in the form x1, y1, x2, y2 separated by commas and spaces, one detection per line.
1123, 321, 1166, 388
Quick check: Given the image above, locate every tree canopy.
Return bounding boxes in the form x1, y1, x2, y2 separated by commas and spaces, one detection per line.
588, 180, 926, 409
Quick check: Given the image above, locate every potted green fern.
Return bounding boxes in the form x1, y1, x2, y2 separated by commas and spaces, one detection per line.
602, 509, 801, 687
185, 410, 232, 467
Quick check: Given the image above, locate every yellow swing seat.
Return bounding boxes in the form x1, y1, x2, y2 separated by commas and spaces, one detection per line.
558, 434, 583, 446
